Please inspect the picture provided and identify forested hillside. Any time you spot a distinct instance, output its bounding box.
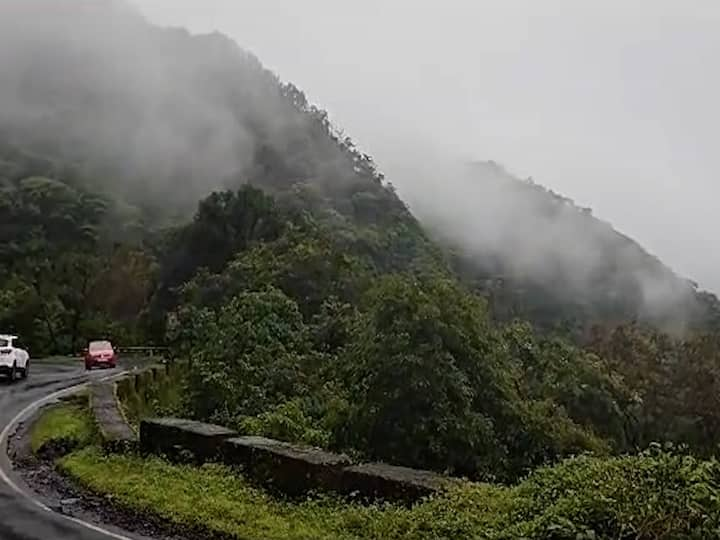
[3,0,718,340]
[407,160,720,337]
[3,1,720,535]
[0,0,439,350]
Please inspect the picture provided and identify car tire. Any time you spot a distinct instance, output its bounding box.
[10,363,17,383]
[20,361,29,379]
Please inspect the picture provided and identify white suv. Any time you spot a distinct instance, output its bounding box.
[0,334,30,381]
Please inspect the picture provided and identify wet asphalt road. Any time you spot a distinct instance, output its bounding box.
[0,358,147,540]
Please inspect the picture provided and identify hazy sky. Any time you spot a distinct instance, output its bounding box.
[133,0,719,293]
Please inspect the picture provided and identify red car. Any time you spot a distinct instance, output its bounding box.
[84,340,117,370]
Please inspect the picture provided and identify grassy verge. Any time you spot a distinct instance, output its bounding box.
[58,447,720,540]
[30,399,98,454]
[60,448,386,540]
[30,400,720,539]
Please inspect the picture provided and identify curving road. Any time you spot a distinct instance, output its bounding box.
[0,358,149,540]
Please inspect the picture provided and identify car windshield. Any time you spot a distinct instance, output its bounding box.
[0,338,9,348]
[89,341,112,352]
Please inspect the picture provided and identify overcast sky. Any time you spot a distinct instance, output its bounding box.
[133,0,719,293]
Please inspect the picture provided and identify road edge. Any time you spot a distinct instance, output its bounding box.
[0,371,138,540]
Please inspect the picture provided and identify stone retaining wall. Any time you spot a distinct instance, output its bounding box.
[139,418,236,463]
[339,462,456,502]
[140,418,458,503]
[115,362,184,428]
[90,382,136,452]
[90,363,171,451]
[222,436,353,496]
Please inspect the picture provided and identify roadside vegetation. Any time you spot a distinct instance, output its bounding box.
[30,400,97,454]
[31,410,720,540]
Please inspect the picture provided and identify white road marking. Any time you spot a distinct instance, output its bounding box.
[0,370,138,540]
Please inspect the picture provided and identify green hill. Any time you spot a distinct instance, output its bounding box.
[3,0,716,337]
[413,161,720,336]
[3,0,720,512]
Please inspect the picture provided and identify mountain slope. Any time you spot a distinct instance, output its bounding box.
[0,1,409,227]
[407,161,719,335]
[0,0,715,337]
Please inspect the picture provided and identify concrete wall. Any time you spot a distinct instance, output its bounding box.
[115,362,184,428]
[90,382,136,452]
[140,418,460,504]
[91,363,175,450]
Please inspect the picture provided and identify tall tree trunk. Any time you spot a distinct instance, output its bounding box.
[39,301,59,353]
[69,308,82,354]
[70,264,92,353]
[32,271,60,353]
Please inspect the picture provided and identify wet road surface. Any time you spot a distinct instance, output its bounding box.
[0,358,149,540]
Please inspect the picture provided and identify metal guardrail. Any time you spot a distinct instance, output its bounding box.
[115,346,169,357]
[71,346,169,358]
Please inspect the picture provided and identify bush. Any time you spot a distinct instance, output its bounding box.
[238,399,332,448]
[344,274,510,477]
[501,447,720,539]
[372,448,720,539]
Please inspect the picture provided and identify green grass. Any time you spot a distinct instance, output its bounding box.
[58,447,720,540]
[60,448,386,540]
[30,402,97,453]
[59,448,507,540]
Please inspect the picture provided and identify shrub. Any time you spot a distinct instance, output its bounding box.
[238,399,332,448]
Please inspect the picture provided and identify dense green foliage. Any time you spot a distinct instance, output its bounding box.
[588,325,720,454]
[156,195,611,480]
[148,185,720,487]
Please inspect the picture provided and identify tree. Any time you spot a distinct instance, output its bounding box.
[183,288,310,425]
[345,274,510,477]
[151,185,285,323]
[503,321,633,451]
